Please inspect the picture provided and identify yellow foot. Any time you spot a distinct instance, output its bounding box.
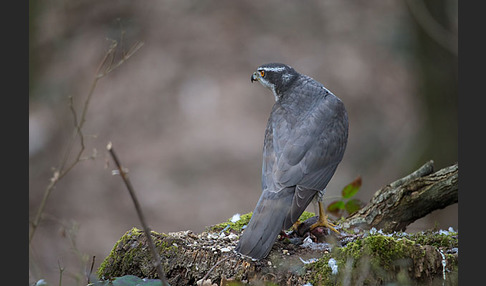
[291,220,302,231]
[309,215,340,234]
[310,201,340,234]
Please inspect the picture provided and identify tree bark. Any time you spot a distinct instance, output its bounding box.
[343,160,458,232]
[96,161,458,285]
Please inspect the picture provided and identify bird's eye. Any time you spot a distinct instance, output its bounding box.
[259,70,265,77]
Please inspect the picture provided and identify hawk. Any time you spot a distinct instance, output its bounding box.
[235,63,348,259]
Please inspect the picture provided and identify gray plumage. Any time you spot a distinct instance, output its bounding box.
[235,63,348,259]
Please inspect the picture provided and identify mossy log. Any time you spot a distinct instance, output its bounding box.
[96,161,458,285]
[343,160,458,232]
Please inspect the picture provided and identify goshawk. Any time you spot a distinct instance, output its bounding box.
[235,63,348,259]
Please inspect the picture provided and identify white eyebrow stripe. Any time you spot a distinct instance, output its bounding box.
[260,66,286,72]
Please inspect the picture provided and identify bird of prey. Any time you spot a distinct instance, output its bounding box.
[235,63,348,259]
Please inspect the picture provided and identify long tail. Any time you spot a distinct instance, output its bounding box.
[235,188,294,259]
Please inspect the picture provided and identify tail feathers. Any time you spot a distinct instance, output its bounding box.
[282,186,317,230]
[236,188,294,259]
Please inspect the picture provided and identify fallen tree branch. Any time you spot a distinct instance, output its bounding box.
[343,160,458,232]
[96,161,459,285]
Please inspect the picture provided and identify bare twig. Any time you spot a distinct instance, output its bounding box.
[58,260,64,286]
[106,142,170,286]
[200,257,230,283]
[29,40,144,244]
[87,256,96,284]
[98,40,144,77]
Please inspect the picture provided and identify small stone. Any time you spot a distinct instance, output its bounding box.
[196,278,215,286]
[208,233,219,239]
[230,213,241,223]
[227,233,238,240]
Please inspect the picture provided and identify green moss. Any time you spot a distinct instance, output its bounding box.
[99,219,458,285]
[306,230,459,285]
[307,234,428,285]
[306,253,336,286]
[97,227,183,280]
[407,230,458,249]
[209,211,317,233]
[359,235,416,268]
[97,227,143,278]
[208,212,253,232]
[445,253,457,272]
[154,237,179,256]
[297,211,316,222]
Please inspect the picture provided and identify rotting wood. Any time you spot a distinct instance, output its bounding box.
[343,160,458,232]
[97,161,459,285]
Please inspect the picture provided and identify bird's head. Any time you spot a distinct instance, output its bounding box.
[251,63,298,100]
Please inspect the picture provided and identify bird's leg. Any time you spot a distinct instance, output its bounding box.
[310,201,340,234]
[291,220,302,231]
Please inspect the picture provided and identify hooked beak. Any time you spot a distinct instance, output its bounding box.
[251,72,259,83]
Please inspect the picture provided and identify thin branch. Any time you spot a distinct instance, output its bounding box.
[29,40,144,244]
[58,259,64,286]
[200,257,230,283]
[106,142,170,286]
[87,256,96,284]
[102,41,144,76]
[30,174,59,244]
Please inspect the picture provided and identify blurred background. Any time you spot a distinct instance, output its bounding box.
[29,0,457,285]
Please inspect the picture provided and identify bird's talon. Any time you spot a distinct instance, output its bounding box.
[291,220,302,231]
[310,201,340,234]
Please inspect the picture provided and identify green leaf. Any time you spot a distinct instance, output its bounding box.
[327,200,345,212]
[345,199,362,215]
[138,280,164,286]
[341,176,362,199]
[114,275,144,286]
[327,200,345,218]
